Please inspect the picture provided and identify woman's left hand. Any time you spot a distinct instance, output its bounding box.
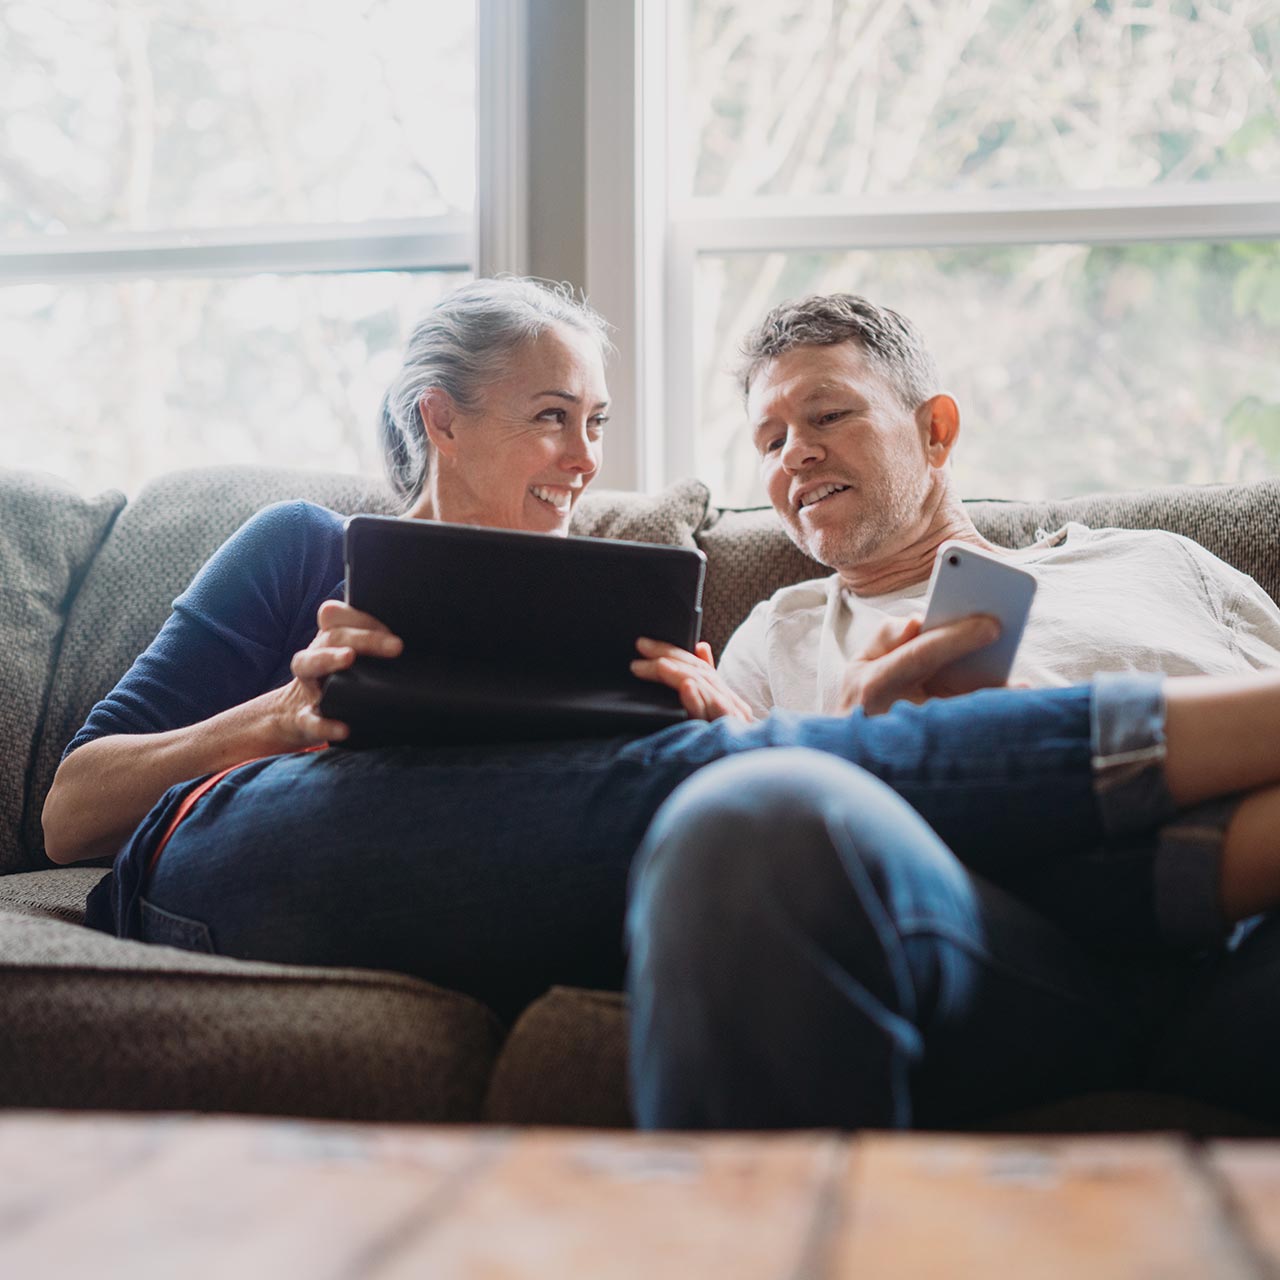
[631,638,756,722]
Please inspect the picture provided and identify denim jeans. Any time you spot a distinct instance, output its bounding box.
[626,676,1262,1130]
[134,677,1236,1097]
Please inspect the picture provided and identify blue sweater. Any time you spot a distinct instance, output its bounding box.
[74,501,348,936]
[69,501,347,754]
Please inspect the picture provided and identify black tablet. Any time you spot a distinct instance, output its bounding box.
[318,515,707,746]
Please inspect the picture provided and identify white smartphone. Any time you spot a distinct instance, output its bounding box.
[920,541,1037,691]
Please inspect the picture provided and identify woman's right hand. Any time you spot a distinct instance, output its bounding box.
[276,600,403,746]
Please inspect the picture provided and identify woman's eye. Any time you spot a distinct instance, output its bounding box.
[537,408,567,424]
[589,415,609,435]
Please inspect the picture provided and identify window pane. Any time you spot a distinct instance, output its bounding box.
[684,0,1280,198]
[0,0,474,236]
[694,242,1280,505]
[0,270,468,495]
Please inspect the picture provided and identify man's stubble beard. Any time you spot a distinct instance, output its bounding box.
[788,470,930,574]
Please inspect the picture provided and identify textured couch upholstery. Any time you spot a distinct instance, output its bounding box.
[4,464,1280,1130]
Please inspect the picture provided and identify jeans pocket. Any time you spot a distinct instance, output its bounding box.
[139,898,216,954]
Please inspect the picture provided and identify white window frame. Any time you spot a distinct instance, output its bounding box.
[0,0,527,287]
[588,0,1280,494]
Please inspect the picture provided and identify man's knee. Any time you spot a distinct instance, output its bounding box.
[627,749,924,982]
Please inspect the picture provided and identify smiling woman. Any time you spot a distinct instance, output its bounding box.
[42,277,616,871]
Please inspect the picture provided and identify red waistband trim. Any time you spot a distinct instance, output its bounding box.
[146,744,328,876]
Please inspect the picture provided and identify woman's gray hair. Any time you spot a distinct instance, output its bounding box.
[380,276,612,504]
[736,293,939,410]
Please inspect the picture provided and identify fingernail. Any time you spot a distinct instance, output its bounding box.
[630,660,642,672]
[636,637,654,652]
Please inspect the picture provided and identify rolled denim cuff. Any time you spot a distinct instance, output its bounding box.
[1090,671,1177,838]
[1091,671,1230,949]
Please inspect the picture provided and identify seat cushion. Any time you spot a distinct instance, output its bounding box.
[0,866,109,924]
[0,906,503,1122]
[484,986,632,1127]
[0,470,125,874]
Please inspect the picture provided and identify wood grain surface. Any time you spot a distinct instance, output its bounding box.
[0,1115,1276,1279]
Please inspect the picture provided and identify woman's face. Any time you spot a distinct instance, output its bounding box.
[428,324,609,535]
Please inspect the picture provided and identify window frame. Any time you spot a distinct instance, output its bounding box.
[587,0,1280,494]
[0,0,528,287]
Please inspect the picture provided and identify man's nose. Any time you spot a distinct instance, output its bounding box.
[781,429,823,471]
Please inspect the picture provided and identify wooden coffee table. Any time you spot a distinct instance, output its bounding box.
[1,1112,1276,1277]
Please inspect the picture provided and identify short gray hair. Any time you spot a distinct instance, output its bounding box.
[380,276,612,503]
[737,294,939,410]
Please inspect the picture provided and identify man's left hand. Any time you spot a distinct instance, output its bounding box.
[837,613,1004,715]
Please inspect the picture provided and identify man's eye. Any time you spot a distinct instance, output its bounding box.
[818,411,847,425]
[763,436,784,453]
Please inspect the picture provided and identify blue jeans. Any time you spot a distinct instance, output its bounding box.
[626,678,1262,1130]
[133,678,1233,1096]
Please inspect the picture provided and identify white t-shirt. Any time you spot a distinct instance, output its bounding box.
[719,524,1280,718]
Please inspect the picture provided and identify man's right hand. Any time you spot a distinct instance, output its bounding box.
[836,613,1003,716]
[278,600,404,745]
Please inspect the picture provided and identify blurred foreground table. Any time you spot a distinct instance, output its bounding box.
[1,1112,1277,1278]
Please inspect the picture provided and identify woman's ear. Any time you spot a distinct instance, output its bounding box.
[419,389,459,458]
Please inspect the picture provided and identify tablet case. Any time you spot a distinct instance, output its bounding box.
[318,516,706,746]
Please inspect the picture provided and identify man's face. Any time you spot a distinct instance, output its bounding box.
[749,342,935,573]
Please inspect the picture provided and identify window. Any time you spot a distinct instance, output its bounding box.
[0,0,496,495]
[637,0,1280,504]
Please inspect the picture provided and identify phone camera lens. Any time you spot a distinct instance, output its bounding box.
[948,554,959,566]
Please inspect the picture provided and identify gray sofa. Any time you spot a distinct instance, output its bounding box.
[4,463,1280,1132]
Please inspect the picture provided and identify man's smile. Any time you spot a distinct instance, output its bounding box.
[795,481,852,512]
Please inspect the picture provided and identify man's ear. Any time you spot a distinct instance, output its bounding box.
[419,389,460,459]
[917,394,960,468]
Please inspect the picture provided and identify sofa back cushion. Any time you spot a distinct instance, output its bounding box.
[695,479,1280,661]
[22,468,709,865]
[0,470,125,874]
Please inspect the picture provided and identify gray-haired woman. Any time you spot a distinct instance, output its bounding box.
[44,277,619,867]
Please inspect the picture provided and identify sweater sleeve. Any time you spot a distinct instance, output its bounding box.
[65,501,346,754]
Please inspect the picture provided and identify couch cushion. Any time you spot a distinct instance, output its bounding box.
[484,986,632,1127]
[965,478,1280,607]
[0,866,109,924]
[0,470,125,875]
[23,469,711,864]
[696,479,1280,660]
[571,477,709,549]
[0,907,502,1121]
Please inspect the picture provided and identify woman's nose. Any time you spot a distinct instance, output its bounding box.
[561,425,599,475]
